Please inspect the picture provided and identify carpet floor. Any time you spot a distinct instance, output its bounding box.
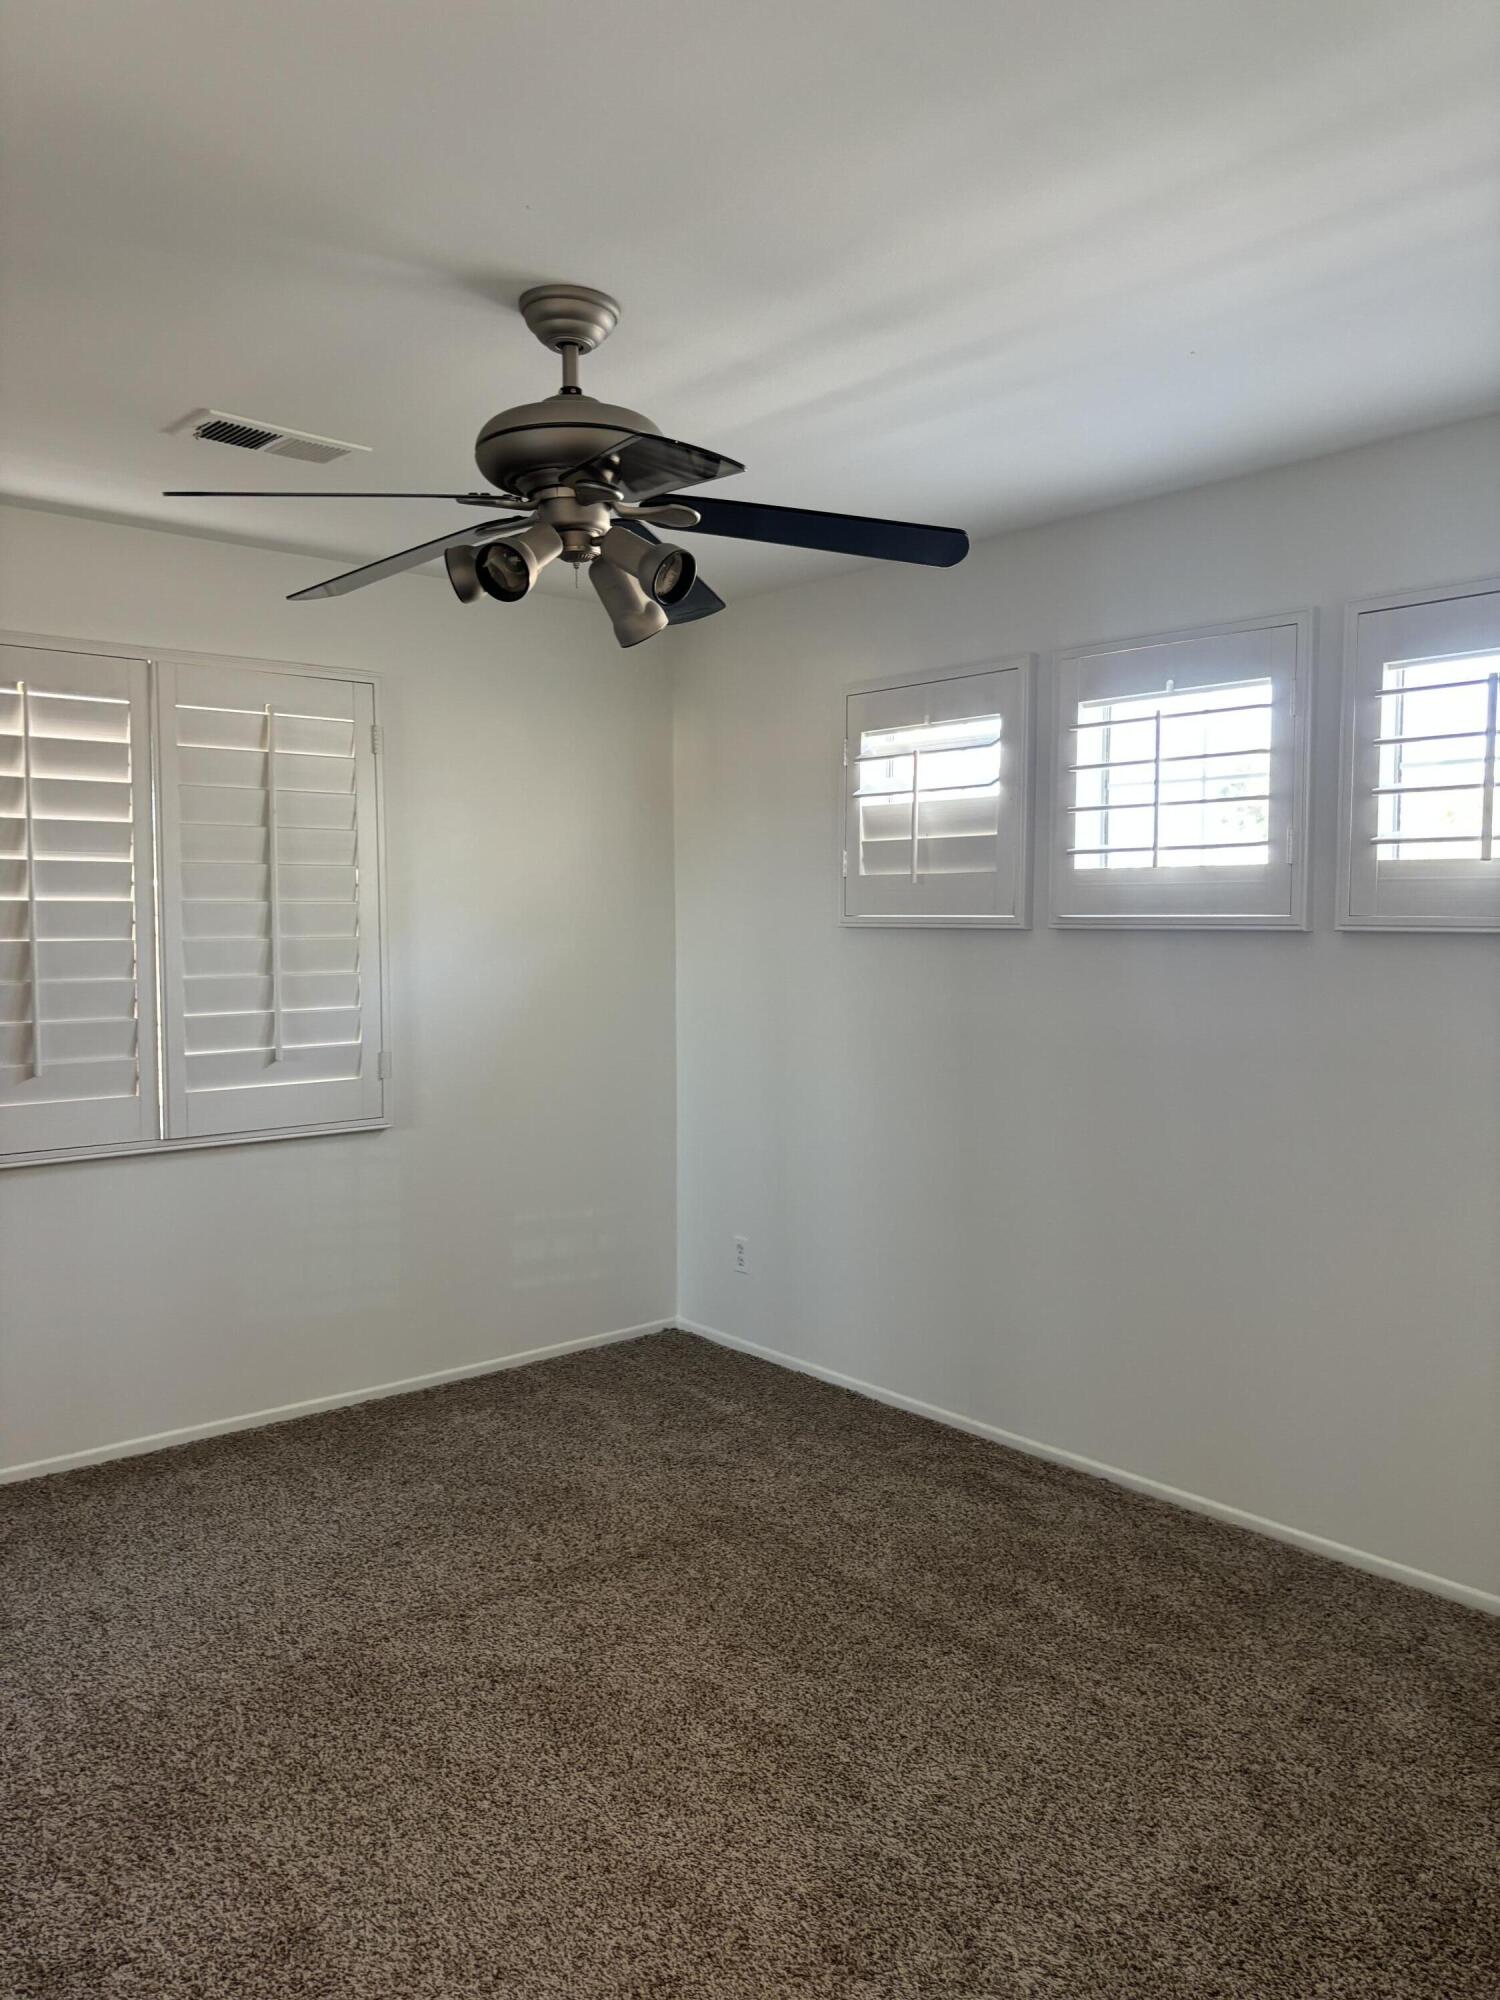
[2,1331,1496,1999]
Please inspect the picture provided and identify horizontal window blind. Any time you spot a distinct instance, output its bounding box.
[156,659,385,1138]
[1050,619,1308,928]
[843,662,1032,927]
[1340,583,1500,929]
[0,645,159,1156]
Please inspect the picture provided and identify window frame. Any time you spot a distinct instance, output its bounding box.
[1046,611,1313,931]
[0,630,392,1171]
[1336,577,1500,933]
[839,655,1034,930]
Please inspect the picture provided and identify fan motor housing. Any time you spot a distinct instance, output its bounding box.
[474,392,661,498]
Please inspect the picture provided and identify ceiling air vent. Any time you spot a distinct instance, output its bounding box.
[169,408,371,464]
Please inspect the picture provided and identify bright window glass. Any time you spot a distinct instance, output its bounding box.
[1375,653,1498,861]
[1072,680,1273,870]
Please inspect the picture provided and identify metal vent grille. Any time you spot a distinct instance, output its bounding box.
[194,417,281,451]
[169,409,371,463]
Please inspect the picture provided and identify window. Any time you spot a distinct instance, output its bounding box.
[1,638,387,1166]
[842,659,1032,926]
[1338,580,1500,930]
[1049,616,1310,927]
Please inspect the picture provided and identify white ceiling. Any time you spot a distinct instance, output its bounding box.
[2,0,1497,603]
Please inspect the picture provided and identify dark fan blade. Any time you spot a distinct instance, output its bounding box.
[673,495,968,568]
[614,522,727,625]
[166,489,521,507]
[286,517,529,601]
[561,433,744,504]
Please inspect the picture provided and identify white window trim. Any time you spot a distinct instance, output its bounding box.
[1336,576,1500,933]
[839,655,1034,929]
[0,630,392,1170]
[1046,611,1313,931]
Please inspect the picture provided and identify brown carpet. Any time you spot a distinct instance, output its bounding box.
[2,1331,1496,1999]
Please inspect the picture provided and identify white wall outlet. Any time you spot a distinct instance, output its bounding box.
[733,1235,749,1276]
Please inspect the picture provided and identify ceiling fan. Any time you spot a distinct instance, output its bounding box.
[165,283,970,648]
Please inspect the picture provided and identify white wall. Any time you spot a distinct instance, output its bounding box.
[1,505,677,1472]
[671,417,1500,1603]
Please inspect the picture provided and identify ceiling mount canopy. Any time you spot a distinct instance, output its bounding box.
[516,281,621,356]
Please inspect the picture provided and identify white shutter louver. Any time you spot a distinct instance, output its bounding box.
[156,659,385,1138]
[842,660,1032,927]
[0,644,159,1158]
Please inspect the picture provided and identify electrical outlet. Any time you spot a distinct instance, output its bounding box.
[733,1235,749,1276]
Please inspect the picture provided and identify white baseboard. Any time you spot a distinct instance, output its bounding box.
[0,1319,671,1485]
[677,1318,1499,1617]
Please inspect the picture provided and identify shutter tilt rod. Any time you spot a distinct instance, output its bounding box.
[18,682,44,1076]
[265,705,285,1064]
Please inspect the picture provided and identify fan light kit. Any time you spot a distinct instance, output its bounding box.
[166,282,970,648]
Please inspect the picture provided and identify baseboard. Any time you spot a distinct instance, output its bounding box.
[676,1319,1499,1617]
[0,1319,672,1485]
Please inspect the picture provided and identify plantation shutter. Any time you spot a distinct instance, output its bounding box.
[0,644,159,1159]
[155,658,385,1139]
[1340,584,1500,930]
[843,662,1031,926]
[1049,619,1310,928]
